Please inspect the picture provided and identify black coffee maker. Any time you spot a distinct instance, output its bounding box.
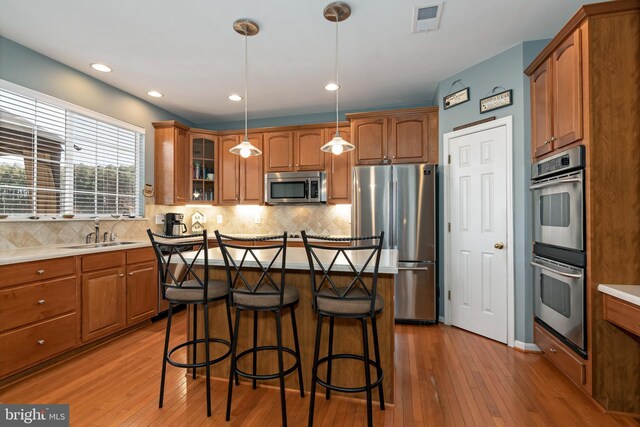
[164,213,187,236]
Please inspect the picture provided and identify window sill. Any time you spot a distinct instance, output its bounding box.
[0,217,150,223]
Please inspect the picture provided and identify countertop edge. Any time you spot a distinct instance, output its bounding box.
[597,284,640,307]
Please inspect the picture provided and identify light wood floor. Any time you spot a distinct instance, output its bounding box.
[0,311,638,427]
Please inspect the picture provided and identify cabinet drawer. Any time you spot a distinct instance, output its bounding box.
[127,247,155,265]
[0,277,77,332]
[534,323,585,385]
[0,257,76,289]
[603,294,640,337]
[0,313,77,377]
[82,250,125,272]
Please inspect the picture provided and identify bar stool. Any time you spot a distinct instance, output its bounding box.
[301,231,385,427]
[215,231,304,427]
[147,229,233,417]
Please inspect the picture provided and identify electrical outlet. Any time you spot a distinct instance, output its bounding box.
[216,215,223,224]
[155,214,164,225]
[254,215,261,224]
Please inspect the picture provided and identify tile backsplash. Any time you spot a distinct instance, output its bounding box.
[0,200,351,249]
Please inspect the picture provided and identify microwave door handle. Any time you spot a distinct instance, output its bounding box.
[305,180,309,199]
[530,261,583,279]
[529,177,582,190]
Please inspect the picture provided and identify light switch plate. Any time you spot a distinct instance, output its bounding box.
[254,215,261,224]
[217,215,223,224]
[155,214,164,225]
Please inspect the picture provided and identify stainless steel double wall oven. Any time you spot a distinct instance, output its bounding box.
[530,145,586,358]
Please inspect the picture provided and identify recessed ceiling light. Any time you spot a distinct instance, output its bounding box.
[91,63,112,73]
[228,94,242,101]
[147,90,163,98]
[325,83,339,91]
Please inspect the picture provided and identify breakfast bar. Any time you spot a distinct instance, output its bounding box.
[178,246,398,404]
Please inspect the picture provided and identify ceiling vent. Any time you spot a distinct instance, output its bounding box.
[413,2,443,33]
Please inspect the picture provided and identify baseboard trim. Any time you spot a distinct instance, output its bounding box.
[514,340,541,353]
[438,316,445,324]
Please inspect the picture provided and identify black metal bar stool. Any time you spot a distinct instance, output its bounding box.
[301,231,385,427]
[147,229,234,417]
[215,231,304,427]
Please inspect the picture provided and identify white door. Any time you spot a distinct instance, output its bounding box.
[447,123,509,343]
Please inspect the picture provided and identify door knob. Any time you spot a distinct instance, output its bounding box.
[494,242,505,249]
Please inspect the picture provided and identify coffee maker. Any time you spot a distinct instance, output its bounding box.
[163,213,187,236]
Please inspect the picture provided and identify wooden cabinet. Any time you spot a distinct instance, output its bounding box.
[264,129,327,172]
[325,127,352,204]
[348,108,438,165]
[81,248,157,342]
[153,121,189,205]
[81,251,126,343]
[534,323,586,386]
[219,134,264,205]
[527,29,583,159]
[602,294,640,337]
[0,257,79,378]
[189,132,217,204]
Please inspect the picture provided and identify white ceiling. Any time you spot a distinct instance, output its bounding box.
[0,0,597,125]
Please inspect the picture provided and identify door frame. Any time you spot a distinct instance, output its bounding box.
[443,116,515,347]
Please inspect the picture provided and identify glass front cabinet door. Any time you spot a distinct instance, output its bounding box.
[189,132,216,203]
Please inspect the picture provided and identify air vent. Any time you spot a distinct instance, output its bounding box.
[413,2,443,33]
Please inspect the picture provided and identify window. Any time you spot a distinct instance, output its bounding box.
[0,81,144,216]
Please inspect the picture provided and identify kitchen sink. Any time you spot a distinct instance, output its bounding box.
[64,241,139,249]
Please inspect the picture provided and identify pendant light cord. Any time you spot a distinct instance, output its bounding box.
[334,14,340,137]
[244,28,249,142]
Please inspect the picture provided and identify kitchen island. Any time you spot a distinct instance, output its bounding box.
[178,246,398,404]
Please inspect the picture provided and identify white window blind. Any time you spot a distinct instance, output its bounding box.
[0,83,144,216]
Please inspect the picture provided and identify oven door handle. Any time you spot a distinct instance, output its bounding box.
[530,261,583,279]
[529,177,582,190]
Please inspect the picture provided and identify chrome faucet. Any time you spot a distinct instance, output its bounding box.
[108,219,124,241]
[93,217,100,243]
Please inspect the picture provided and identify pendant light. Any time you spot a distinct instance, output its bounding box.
[230,19,262,158]
[321,2,354,156]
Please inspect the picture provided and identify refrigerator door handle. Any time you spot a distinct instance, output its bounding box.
[397,261,435,270]
[392,175,398,249]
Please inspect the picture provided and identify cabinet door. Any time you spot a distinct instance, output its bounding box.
[264,131,294,172]
[126,261,157,325]
[352,117,388,165]
[295,129,326,171]
[326,127,352,204]
[173,127,189,204]
[219,135,241,205]
[189,132,217,204]
[81,267,126,342]
[240,134,264,204]
[390,114,429,163]
[531,59,554,158]
[552,29,583,149]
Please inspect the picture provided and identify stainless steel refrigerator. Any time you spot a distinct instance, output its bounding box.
[352,164,437,323]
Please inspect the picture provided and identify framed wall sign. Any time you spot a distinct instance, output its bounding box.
[443,87,470,110]
[480,89,513,113]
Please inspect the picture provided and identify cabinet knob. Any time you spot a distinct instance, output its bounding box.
[549,347,557,354]
[128,272,134,276]
[37,269,45,275]
[119,273,125,277]
[37,339,45,345]
[37,299,45,305]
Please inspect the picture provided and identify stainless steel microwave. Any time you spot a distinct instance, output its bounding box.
[265,171,326,204]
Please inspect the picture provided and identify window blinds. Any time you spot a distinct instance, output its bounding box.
[0,85,144,216]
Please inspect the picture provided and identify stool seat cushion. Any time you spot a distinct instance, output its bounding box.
[316,287,384,315]
[233,286,300,308]
[165,279,228,302]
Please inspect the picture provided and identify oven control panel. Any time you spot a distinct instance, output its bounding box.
[531,145,585,180]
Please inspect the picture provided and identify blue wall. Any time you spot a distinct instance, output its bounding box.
[435,40,548,343]
[0,36,194,184]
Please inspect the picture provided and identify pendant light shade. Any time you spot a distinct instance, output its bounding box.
[231,19,262,158]
[323,1,353,156]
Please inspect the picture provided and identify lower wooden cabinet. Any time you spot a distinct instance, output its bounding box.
[534,322,586,386]
[81,266,127,343]
[126,261,158,325]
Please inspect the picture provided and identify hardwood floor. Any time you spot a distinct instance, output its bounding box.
[0,311,637,426]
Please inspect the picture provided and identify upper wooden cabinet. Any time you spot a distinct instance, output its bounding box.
[326,127,352,204]
[153,121,189,205]
[188,132,217,204]
[264,129,326,172]
[526,29,583,159]
[348,107,439,165]
[219,134,264,205]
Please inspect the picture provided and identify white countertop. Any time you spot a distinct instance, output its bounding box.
[0,240,151,265]
[598,284,640,307]
[179,246,398,274]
